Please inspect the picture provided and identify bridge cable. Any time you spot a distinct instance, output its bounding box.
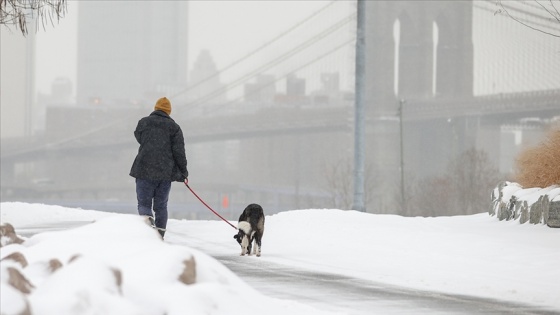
[184,12,356,109]
[171,0,340,100]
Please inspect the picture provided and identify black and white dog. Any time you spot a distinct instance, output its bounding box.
[233,203,265,257]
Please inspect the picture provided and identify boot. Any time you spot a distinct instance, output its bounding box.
[143,215,155,228]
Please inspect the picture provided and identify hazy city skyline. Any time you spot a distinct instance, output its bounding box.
[34,1,328,99]
[32,1,560,104]
[2,1,558,216]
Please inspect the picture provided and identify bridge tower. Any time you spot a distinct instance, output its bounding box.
[364,1,474,213]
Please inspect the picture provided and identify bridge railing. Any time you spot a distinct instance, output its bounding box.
[403,89,560,121]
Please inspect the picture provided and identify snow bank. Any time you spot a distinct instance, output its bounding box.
[0,203,337,315]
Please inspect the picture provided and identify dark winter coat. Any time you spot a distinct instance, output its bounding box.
[130,110,188,182]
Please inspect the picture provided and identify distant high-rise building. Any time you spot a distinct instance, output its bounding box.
[189,49,226,104]
[273,74,307,105]
[321,73,340,93]
[51,77,73,101]
[244,74,276,103]
[77,2,189,106]
[286,74,306,97]
[0,28,36,139]
[311,72,342,105]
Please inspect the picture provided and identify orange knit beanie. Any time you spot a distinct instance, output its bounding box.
[154,97,171,115]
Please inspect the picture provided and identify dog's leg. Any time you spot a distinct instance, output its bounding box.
[253,242,259,257]
[254,232,262,257]
[241,235,249,256]
[247,231,256,256]
[256,215,264,257]
[250,236,255,255]
[247,237,253,256]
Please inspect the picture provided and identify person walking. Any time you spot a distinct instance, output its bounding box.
[130,97,188,239]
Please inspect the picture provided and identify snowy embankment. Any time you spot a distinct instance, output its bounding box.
[1,202,560,314]
[0,203,335,315]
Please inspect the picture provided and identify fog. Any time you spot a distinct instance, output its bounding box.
[1,1,559,219]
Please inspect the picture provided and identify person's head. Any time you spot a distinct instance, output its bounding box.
[154,97,171,115]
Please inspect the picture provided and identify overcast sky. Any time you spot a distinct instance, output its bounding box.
[33,1,560,98]
[34,1,327,96]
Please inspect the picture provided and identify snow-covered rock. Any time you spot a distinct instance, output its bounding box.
[490,182,560,227]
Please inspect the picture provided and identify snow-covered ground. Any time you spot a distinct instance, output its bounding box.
[1,202,559,314]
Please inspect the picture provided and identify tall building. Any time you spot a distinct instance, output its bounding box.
[77,2,189,106]
[244,74,276,104]
[189,49,226,105]
[0,28,36,139]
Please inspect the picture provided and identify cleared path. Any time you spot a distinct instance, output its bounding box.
[211,254,558,315]
[17,223,560,315]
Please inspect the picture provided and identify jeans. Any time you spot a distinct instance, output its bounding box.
[135,178,172,232]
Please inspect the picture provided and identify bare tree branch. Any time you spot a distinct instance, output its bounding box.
[496,0,560,37]
[1,0,67,36]
[548,0,560,22]
[409,148,501,216]
[534,0,560,23]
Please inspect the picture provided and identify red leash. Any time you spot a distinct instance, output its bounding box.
[185,181,237,230]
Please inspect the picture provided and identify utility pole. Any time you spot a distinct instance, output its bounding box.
[399,99,406,213]
[352,0,366,212]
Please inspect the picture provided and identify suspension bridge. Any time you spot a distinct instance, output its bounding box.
[2,0,559,214]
